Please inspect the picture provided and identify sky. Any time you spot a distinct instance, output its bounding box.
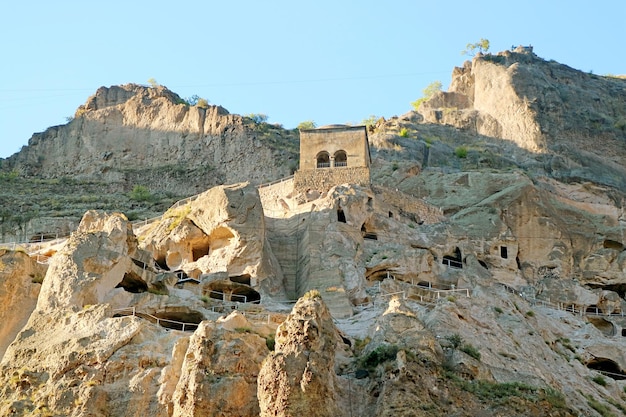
[1,0,625,159]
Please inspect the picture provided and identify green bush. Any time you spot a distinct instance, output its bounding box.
[454,146,468,158]
[586,396,612,417]
[196,98,209,108]
[360,344,399,369]
[266,334,276,351]
[411,81,442,111]
[399,127,409,137]
[445,334,463,350]
[362,115,378,127]
[129,185,152,202]
[247,113,269,124]
[461,343,481,360]
[592,375,607,386]
[297,120,317,130]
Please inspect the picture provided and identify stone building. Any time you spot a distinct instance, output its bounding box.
[293,125,371,194]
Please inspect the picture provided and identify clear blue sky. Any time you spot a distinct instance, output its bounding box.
[1,0,624,159]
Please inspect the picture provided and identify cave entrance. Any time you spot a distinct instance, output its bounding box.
[337,208,346,223]
[192,244,210,261]
[154,310,205,331]
[586,305,603,315]
[204,280,261,304]
[587,358,626,380]
[115,271,148,293]
[365,269,392,282]
[229,274,251,285]
[361,224,378,240]
[442,247,463,269]
[603,239,624,250]
[154,256,169,271]
[587,317,615,337]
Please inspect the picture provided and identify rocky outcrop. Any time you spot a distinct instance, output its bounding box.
[258,291,343,416]
[139,182,286,299]
[417,48,626,191]
[4,84,297,193]
[0,250,45,359]
[170,317,268,417]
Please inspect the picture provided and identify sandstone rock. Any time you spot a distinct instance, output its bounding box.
[139,182,286,301]
[258,292,342,416]
[0,250,45,359]
[5,83,297,193]
[171,321,268,417]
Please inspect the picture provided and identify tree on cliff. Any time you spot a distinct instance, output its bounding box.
[410,80,442,111]
[462,38,490,56]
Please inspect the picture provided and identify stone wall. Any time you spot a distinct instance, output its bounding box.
[372,185,444,225]
[258,178,295,216]
[299,126,370,170]
[294,167,370,194]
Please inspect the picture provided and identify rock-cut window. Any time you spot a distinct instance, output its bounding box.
[334,150,347,167]
[316,151,330,168]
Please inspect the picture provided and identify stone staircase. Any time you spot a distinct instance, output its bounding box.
[265,216,301,300]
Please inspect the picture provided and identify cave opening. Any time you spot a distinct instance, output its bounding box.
[500,246,508,259]
[442,247,463,269]
[587,283,626,299]
[337,208,346,223]
[587,358,626,380]
[230,274,251,285]
[154,310,205,331]
[361,224,378,240]
[154,256,169,271]
[232,287,261,303]
[115,271,148,293]
[586,305,603,314]
[204,280,261,304]
[192,244,210,261]
[603,239,624,250]
[587,316,615,337]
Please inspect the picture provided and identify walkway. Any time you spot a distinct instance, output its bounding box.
[112,304,287,332]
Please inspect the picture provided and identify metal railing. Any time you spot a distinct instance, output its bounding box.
[498,283,626,318]
[113,307,199,332]
[257,175,294,189]
[442,258,463,269]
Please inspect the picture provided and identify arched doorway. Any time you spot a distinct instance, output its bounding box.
[334,150,347,167]
[316,151,330,168]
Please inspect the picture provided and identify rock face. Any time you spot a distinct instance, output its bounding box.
[258,291,342,417]
[4,84,297,194]
[418,48,626,191]
[0,250,45,359]
[139,182,286,300]
[170,318,268,417]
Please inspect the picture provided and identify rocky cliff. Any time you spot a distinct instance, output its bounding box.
[1,50,626,416]
[4,84,298,193]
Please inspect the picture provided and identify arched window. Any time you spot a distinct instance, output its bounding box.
[316,151,330,168]
[334,150,347,167]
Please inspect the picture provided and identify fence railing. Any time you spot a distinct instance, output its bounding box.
[113,307,200,332]
[442,258,463,269]
[498,283,626,318]
[257,175,294,189]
